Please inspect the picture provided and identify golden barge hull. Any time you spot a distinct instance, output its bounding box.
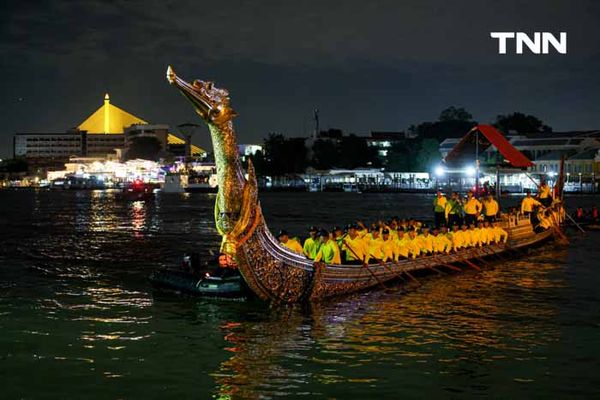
[234,202,554,304]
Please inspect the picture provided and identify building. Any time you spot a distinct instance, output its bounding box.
[13,94,205,165]
[366,131,409,158]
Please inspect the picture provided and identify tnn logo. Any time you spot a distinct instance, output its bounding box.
[490,32,567,54]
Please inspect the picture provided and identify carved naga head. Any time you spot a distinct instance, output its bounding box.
[166,65,237,125]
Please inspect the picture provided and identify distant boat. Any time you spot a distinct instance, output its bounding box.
[121,179,155,201]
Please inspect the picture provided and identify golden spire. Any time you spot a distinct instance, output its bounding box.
[104,93,110,133]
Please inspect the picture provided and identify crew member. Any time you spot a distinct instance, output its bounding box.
[380,229,395,262]
[538,180,553,207]
[342,224,370,264]
[463,191,482,226]
[393,229,411,260]
[406,228,421,259]
[445,192,463,227]
[450,224,464,251]
[303,226,322,260]
[367,229,384,261]
[482,194,499,222]
[314,229,342,264]
[521,191,542,218]
[492,221,508,243]
[278,230,304,255]
[433,190,448,228]
[418,225,435,256]
[461,224,473,248]
[432,227,451,254]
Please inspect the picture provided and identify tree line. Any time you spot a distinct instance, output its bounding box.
[244,108,552,176]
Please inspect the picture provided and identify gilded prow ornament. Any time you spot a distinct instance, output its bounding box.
[166,66,562,304]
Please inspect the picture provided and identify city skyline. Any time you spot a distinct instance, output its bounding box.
[2,0,600,157]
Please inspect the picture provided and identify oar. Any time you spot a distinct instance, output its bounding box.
[431,253,462,272]
[342,239,389,292]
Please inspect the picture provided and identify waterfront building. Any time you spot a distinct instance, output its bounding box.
[13,94,205,165]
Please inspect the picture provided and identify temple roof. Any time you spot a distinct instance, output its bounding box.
[445,124,534,169]
[78,94,147,134]
[167,134,205,155]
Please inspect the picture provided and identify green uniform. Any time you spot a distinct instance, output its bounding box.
[314,240,342,264]
[303,237,322,259]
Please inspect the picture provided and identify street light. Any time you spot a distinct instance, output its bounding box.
[434,165,445,177]
[465,166,476,177]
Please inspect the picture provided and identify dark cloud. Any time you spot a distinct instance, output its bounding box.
[1,0,600,156]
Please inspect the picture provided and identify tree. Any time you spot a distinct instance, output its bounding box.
[0,158,28,173]
[439,106,473,122]
[494,112,552,134]
[311,139,339,170]
[415,138,442,171]
[409,107,477,140]
[262,133,308,174]
[385,141,414,171]
[337,135,380,169]
[126,137,162,161]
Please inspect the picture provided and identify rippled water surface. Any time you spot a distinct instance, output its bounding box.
[1,190,599,399]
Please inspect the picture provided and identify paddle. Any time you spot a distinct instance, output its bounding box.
[342,239,390,292]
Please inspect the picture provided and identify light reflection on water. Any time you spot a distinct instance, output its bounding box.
[0,190,598,398]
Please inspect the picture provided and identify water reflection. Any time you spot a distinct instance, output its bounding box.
[211,250,567,397]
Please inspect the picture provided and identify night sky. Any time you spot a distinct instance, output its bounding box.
[1,0,599,157]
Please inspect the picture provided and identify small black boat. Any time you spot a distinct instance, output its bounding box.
[149,269,246,298]
[149,253,247,299]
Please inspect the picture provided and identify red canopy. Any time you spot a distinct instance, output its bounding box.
[444,124,533,168]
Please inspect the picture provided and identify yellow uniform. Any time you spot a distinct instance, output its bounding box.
[433,234,451,254]
[539,184,552,200]
[405,236,421,259]
[314,240,342,264]
[433,195,447,212]
[342,235,370,264]
[492,226,508,243]
[394,236,411,260]
[418,233,435,254]
[380,238,395,262]
[461,229,473,247]
[464,197,483,215]
[470,228,482,247]
[282,238,303,254]
[483,199,499,217]
[477,228,490,245]
[367,237,385,261]
[521,197,542,213]
[303,237,322,259]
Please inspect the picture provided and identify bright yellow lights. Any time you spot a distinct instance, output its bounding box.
[79,94,147,134]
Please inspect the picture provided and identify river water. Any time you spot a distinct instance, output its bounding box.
[0,190,599,399]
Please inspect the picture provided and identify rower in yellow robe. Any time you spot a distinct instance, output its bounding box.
[393,229,411,260]
[448,224,462,251]
[314,229,342,264]
[380,229,396,262]
[303,226,322,259]
[418,225,435,255]
[277,230,304,255]
[366,229,385,261]
[460,224,473,248]
[432,227,451,254]
[405,229,421,259]
[475,221,490,246]
[491,221,508,243]
[341,224,370,264]
[469,223,482,247]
